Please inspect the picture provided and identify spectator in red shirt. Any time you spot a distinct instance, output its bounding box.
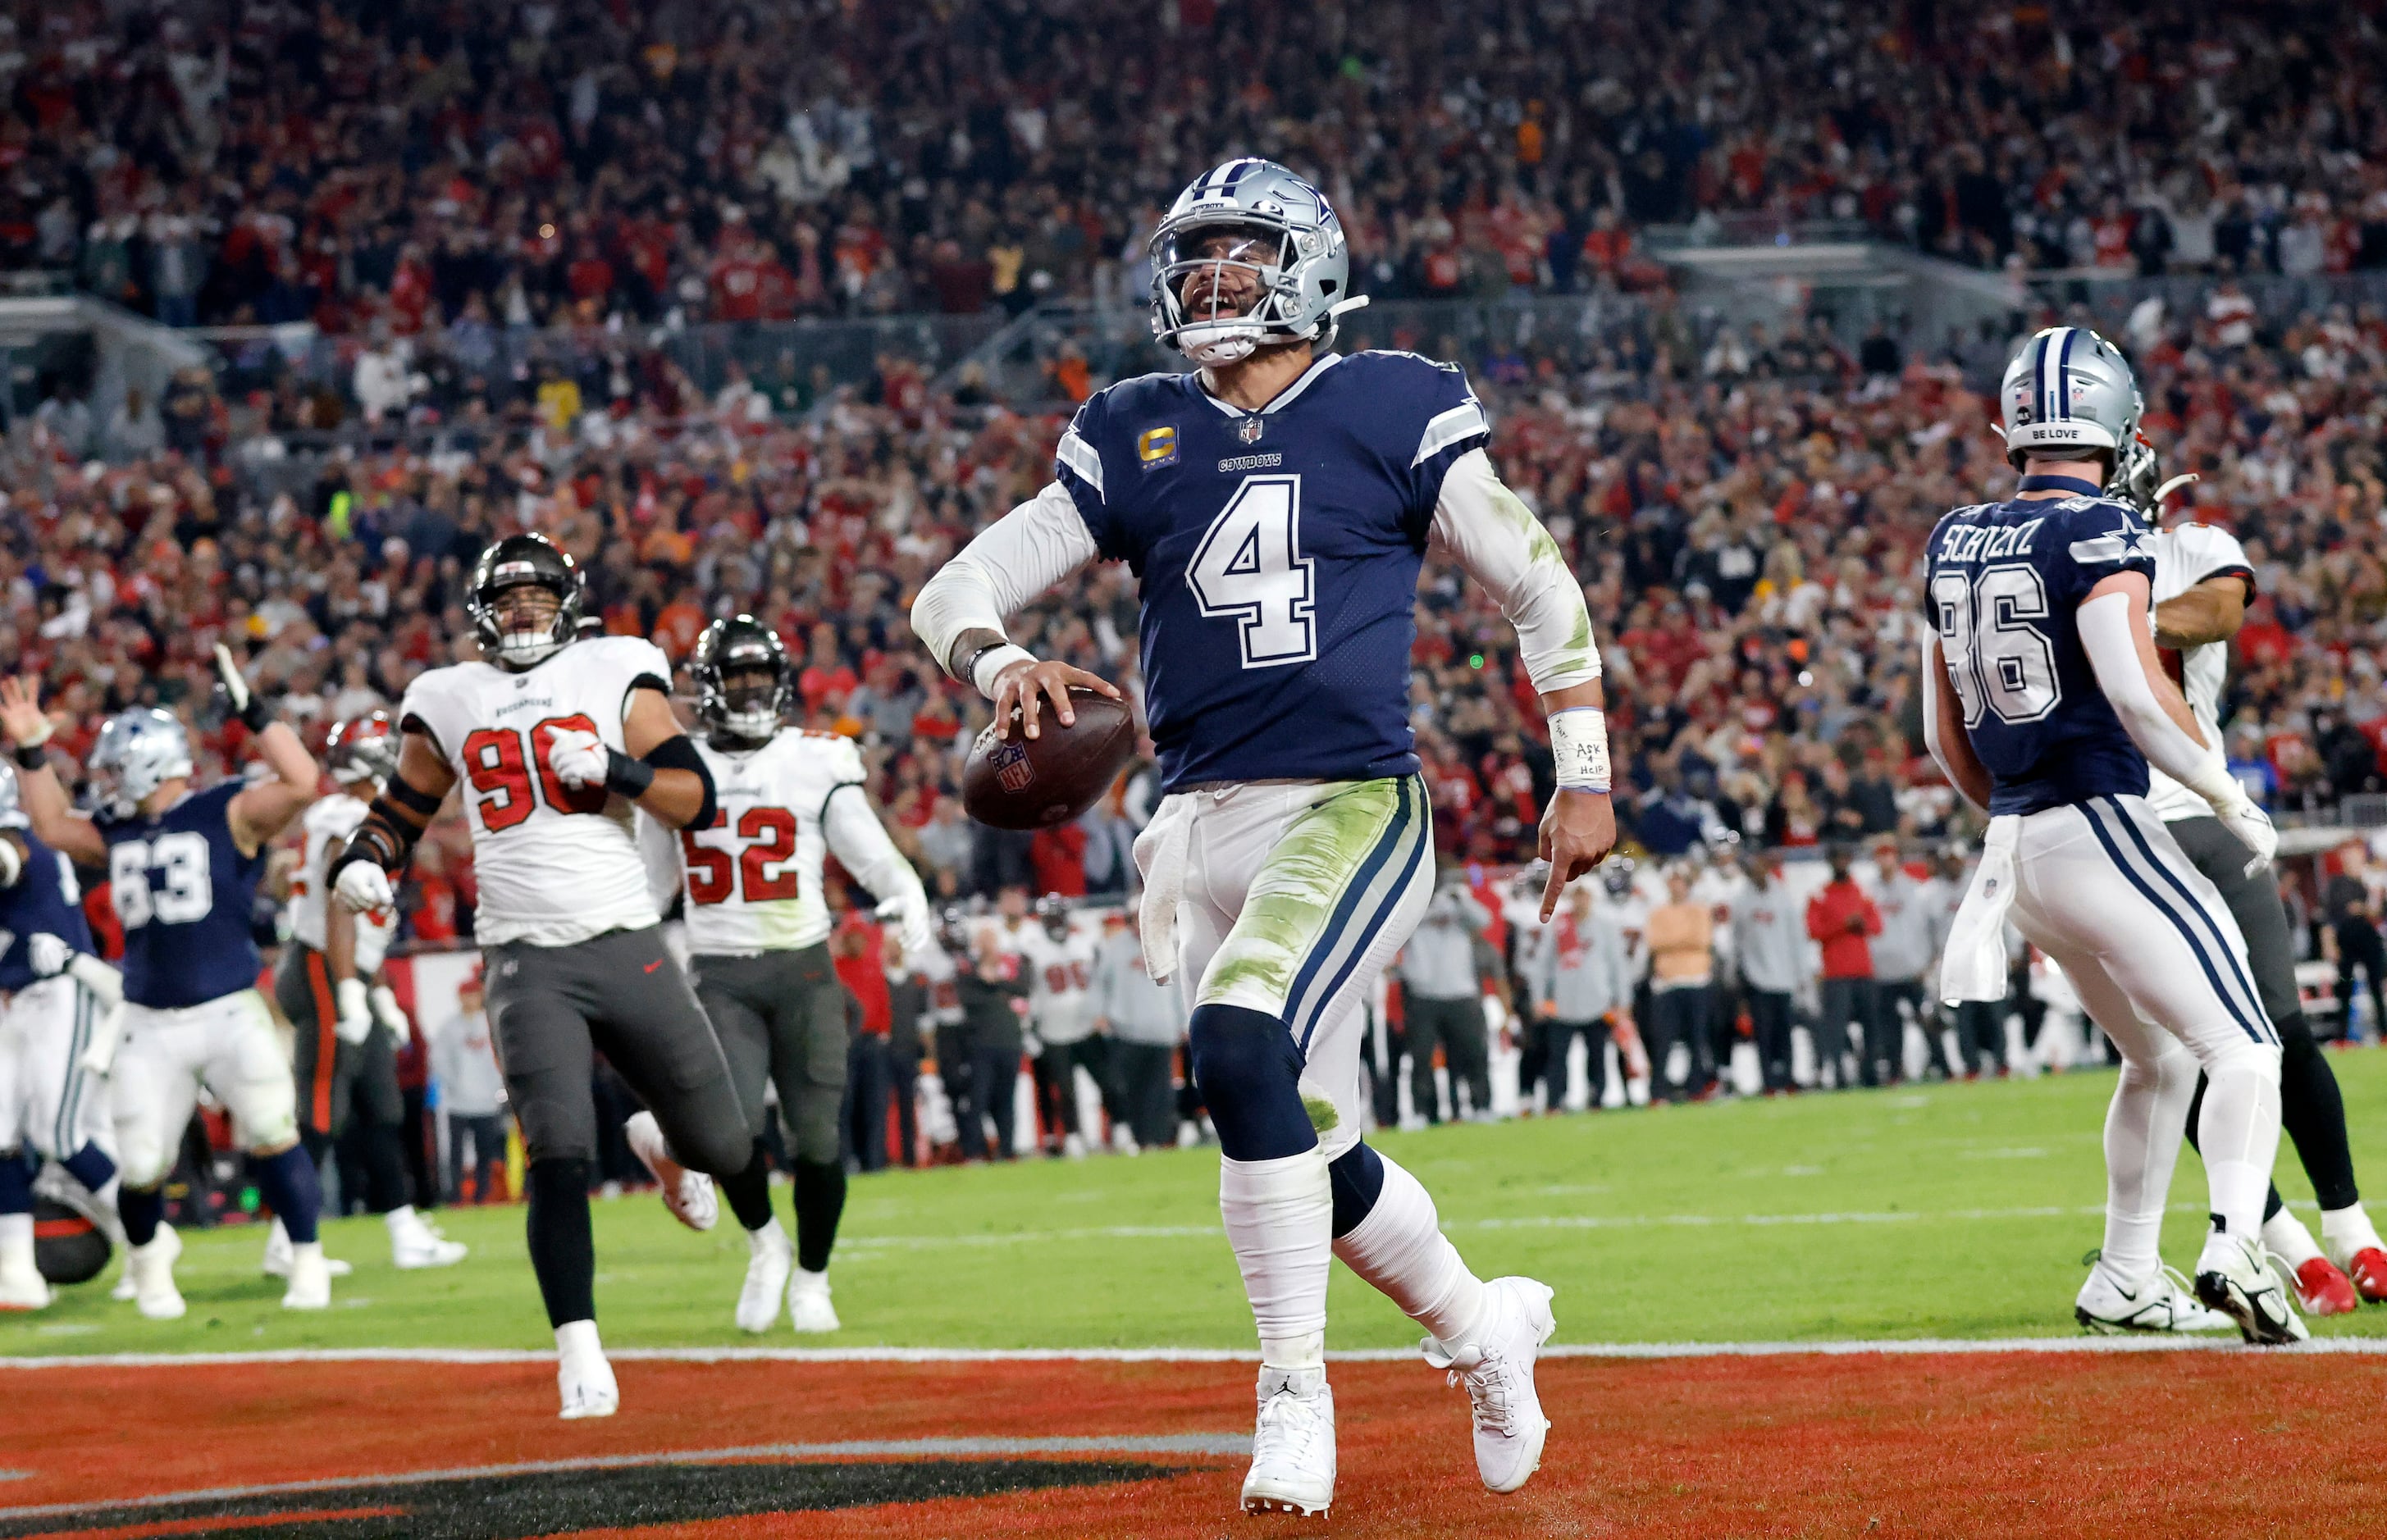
[1029,822,1087,898]
[1806,846,1883,1088]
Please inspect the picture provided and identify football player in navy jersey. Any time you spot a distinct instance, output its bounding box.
[1,654,323,1319]
[0,764,125,1309]
[915,158,1613,1516]
[1926,326,2295,1345]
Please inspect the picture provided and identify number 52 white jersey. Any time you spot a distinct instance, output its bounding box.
[649,728,882,957]
[400,635,673,948]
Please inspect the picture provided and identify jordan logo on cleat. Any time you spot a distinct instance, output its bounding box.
[2210,1214,2227,1232]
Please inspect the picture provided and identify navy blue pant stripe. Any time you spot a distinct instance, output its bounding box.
[1282,780,1415,1046]
[2079,802,2265,1044]
[1298,804,1431,1057]
[2100,799,2274,1042]
[57,986,89,1153]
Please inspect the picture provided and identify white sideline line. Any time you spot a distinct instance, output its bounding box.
[0,1436,1251,1524]
[6,1337,2387,1370]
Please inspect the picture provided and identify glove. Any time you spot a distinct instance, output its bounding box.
[213,642,273,733]
[876,893,935,961]
[26,932,68,979]
[2211,789,2278,876]
[369,984,412,1046]
[546,727,609,789]
[334,978,374,1046]
[335,858,396,917]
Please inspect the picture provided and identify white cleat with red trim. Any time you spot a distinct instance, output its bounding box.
[624,1110,716,1232]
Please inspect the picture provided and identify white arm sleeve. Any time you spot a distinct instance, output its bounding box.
[909,481,1102,675]
[2079,590,2239,807]
[1431,449,1601,695]
[822,783,929,911]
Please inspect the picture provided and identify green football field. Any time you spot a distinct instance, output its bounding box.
[15,1051,2387,1357]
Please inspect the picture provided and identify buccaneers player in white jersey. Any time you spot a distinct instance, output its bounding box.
[330,534,775,1419]
[653,617,931,1333]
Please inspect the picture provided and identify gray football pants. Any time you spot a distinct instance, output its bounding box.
[690,942,851,1165]
[481,926,751,1177]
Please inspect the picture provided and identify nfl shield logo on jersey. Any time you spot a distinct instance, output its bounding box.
[991,740,1035,792]
[1238,416,1264,444]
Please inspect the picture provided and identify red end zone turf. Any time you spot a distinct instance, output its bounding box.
[9,1354,2387,1538]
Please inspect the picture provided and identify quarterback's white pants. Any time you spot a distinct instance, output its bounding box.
[112,989,296,1188]
[1997,795,2282,1246]
[1152,776,1434,1160]
[0,976,112,1160]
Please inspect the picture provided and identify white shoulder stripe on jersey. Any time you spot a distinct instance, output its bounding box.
[1056,427,1104,501]
[1412,399,1489,468]
[2068,535,2129,564]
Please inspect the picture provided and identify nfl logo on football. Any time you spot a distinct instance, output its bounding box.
[991,740,1035,791]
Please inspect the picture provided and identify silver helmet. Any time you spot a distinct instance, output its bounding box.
[1148,158,1362,367]
[89,708,194,811]
[1998,326,2143,474]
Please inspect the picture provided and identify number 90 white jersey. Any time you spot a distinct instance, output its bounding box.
[399,635,673,947]
[658,729,868,956]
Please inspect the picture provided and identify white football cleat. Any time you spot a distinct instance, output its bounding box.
[1422,1277,1556,1493]
[128,1226,185,1320]
[624,1111,716,1232]
[737,1223,795,1333]
[2194,1228,2308,1346]
[1240,1365,1335,1515]
[387,1207,468,1269]
[1062,1132,1088,1160]
[787,1266,840,1333]
[281,1242,332,1310]
[0,1253,51,1310]
[262,1217,352,1278]
[555,1321,619,1419]
[2074,1260,2234,1334]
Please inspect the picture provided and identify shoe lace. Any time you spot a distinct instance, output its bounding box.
[1444,1351,1521,1437]
[1253,1385,1328,1464]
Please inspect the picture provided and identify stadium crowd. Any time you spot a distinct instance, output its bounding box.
[8,0,2387,343]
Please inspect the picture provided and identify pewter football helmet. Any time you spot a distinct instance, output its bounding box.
[89,708,194,809]
[1999,326,2143,474]
[1148,158,1361,366]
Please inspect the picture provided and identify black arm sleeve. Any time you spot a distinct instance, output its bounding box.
[641,732,716,832]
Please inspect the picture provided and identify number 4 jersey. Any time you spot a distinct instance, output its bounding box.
[649,728,919,957]
[1055,351,1490,789]
[401,635,675,947]
[1924,490,2159,814]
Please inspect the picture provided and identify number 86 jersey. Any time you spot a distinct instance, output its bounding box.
[1924,490,2158,815]
[399,635,673,947]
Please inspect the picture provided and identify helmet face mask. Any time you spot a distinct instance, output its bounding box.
[692,615,790,743]
[90,708,193,814]
[467,535,583,671]
[326,712,400,791]
[1149,159,1353,367]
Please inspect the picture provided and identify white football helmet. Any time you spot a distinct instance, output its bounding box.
[1999,326,2143,475]
[89,708,194,812]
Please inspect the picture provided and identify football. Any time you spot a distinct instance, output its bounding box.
[961,688,1138,830]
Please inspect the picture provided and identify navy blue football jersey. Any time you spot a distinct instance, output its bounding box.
[94,781,266,1009]
[1924,490,2159,815]
[0,831,96,992]
[1055,351,1488,789]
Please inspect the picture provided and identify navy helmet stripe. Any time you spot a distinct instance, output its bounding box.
[2053,328,2079,421]
[2031,331,2051,423]
[2101,799,2275,1041]
[2080,802,2266,1044]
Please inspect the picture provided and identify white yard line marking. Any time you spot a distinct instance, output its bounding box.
[4,1336,2385,1371]
[0,1436,1250,1524]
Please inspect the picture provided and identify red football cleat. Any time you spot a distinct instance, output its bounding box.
[2293,1256,2360,1317]
[2347,1247,2387,1305]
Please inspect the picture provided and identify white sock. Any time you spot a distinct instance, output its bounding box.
[2100,1041,2198,1280]
[2195,1047,2283,1242]
[1220,1147,1331,1365]
[0,1212,31,1270]
[747,1217,789,1251]
[292,1240,323,1267]
[2321,1202,2386,1264]
[385,1205,419,1231]
[791,1264,828,1292]
[1330,1151,1488,1344]
[2261,1207,2324,1269]
[555,1318,605,1365]
[267,1215,290,1251]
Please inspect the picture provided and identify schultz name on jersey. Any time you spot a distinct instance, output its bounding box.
[95,781,263,1009]
[1924,490,2160,815]
[400,634,673,947]
[664,728,865,955]
[1055,351,1489,790]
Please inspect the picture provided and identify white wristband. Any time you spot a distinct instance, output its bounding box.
[1549,707,1611,792]
[970,644,1035,699]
